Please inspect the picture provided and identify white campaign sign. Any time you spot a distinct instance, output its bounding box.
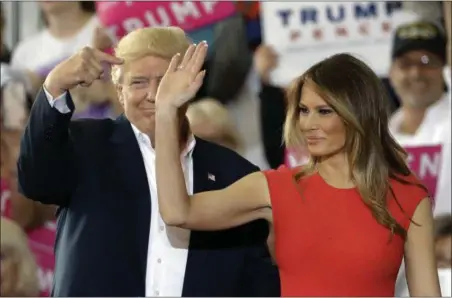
[261,2,417,86]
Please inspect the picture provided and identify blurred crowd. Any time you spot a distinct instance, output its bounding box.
[0,1,451,296]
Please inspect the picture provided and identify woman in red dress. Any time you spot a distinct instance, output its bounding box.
[153,43,441,296]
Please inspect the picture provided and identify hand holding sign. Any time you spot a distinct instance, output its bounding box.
[44,47,123,98]
[156,42,207,109]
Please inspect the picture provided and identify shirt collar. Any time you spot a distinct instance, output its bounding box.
[130,123,196,158]
[389,92,450,135]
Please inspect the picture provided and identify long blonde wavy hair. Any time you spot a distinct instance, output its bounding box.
[284,53,427,237]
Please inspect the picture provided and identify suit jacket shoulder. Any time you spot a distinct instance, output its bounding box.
[194,137,260,174]
[69,118,115,145]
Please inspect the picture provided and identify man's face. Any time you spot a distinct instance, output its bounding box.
[116,55,169,135]
[38,1,79,15]
[390,50,445,109]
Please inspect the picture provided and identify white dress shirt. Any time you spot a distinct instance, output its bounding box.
[389,92,451,213]
[389,93,450,146]
[43,88,195,297]
[393,67,451,297]
[435,67,452,216]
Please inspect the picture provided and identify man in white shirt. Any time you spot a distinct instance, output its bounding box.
[435,2,452,217]
[389,20,451,297]
[388,20,450,210]
[17,27,279,297]
[389,20,449,146]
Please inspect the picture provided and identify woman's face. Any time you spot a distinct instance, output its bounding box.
[298,83,346,158]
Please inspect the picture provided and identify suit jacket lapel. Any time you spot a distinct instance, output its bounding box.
[183,138,217,296]
[106,115,151,284]
[192,138,217,193]
[108,115,150,200]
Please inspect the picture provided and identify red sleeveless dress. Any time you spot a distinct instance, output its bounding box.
[263,166,428,296]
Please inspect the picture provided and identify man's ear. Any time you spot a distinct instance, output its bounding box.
[116,84,124,106]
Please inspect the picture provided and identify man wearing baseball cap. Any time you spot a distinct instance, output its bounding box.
[390,19,451,297]
[389,20,449,146]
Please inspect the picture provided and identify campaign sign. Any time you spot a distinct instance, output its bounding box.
[96,1,237,43]
[260,2,418,86]
[405,144,442,205]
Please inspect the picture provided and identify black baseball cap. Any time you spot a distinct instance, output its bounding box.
[392,21,447,62]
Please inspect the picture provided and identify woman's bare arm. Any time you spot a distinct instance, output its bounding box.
[175,172,271,230]
[154,42,272,230]
[405,198,442,296]
[155,108,272,231]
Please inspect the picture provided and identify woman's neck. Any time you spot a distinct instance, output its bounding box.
[317,152,354,188]
[46,10,93,39]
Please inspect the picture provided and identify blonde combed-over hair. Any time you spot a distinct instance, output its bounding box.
[0,217,40,296]
[111,27,192,85]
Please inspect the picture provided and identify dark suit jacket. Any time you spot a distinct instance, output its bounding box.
[17,89,280,297]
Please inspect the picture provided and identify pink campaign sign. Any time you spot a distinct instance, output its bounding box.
[1,179,56,297]
[404,144,443,206]
[96,1,237,43]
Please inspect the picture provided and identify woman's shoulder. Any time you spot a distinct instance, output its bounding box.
[263,165,299,179]
[263,165,317,191]
[390,172,428,193]
[389,172,430,217]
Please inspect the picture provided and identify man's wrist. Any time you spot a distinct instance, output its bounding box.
[43,80,67,99]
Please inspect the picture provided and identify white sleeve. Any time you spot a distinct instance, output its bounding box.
[42,87,72,114]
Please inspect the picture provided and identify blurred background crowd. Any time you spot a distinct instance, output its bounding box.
[0,1,451,296]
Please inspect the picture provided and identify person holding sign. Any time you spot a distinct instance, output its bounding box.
[17,27,279,297]
[154,47,441,296]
